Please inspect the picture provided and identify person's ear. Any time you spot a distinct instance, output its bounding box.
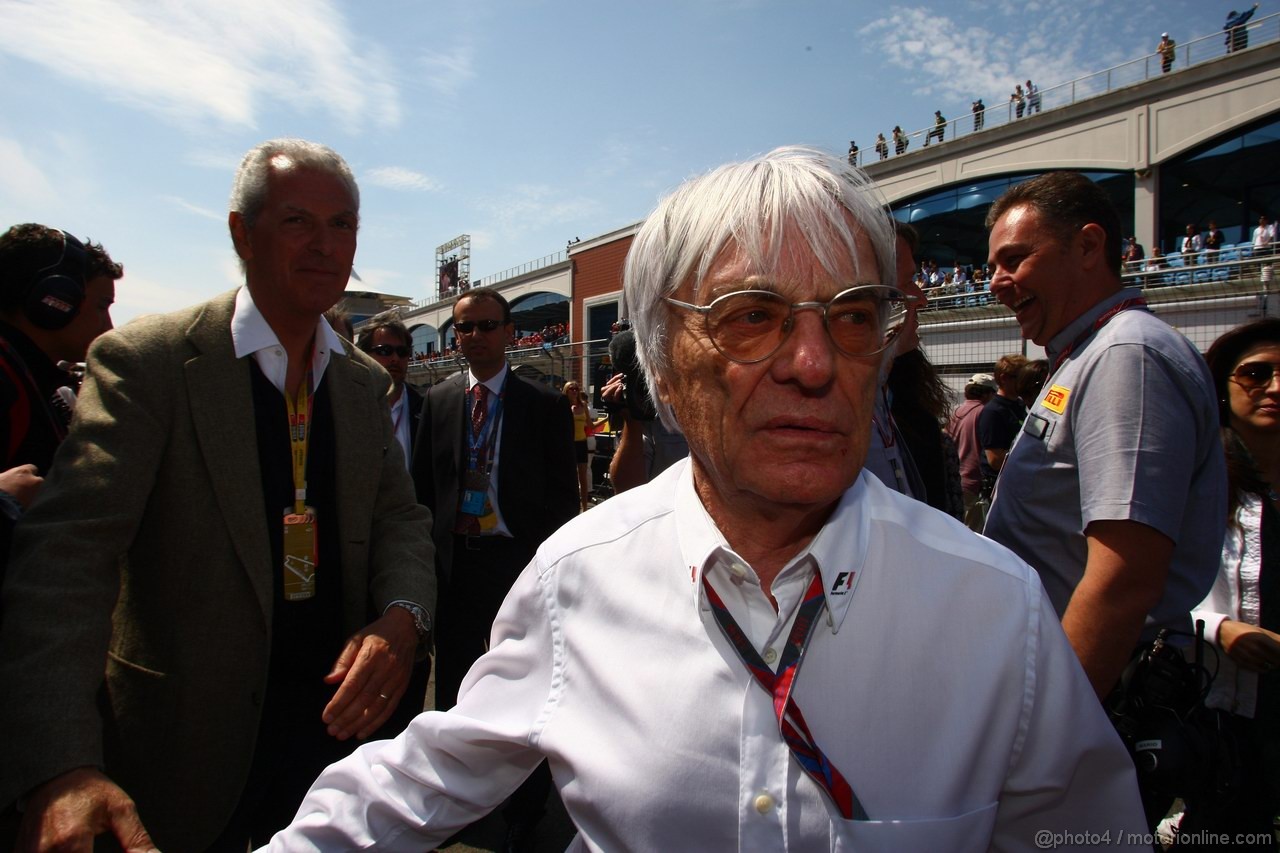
[229,212,252,262]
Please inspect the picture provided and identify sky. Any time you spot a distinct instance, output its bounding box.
[0,0,1245,324]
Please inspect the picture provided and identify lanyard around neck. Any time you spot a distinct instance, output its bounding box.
[1050,296,1147,375]
[703,569,866,820]
[286,368,315,514]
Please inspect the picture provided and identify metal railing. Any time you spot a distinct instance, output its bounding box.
[917,245,1277,314]
[851,13,1280,168]
[407,336,612,387]
[405,250,569,313]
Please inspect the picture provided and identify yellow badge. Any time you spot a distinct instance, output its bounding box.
[1042,384,1071,415]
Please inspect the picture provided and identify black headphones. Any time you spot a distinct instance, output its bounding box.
[25,231,88,330]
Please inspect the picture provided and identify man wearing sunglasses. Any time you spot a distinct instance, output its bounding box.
[983,172,1226,711]
[411,286,577,849]
[357,314,421,471]
[268,148,1143,851]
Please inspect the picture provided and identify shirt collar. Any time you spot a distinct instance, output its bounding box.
[1045,286,1139,363]
[467,362,509,395]
[674,460,870,634]
[229,286,346,392]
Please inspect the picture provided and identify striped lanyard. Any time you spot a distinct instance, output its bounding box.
[702,570,867,820]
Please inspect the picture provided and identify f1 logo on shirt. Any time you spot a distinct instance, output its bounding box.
[830,571,856,595]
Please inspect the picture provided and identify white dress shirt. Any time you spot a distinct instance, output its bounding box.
[1194,494,1265,717]
[466,363,512,537]
[264,461,1145,852]
[230,285,346,393]
[388,388,412,471]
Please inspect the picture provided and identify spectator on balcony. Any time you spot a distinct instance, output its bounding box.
[972,98,985,130]
[893,125,908,154]
[1254,214,1276,256]
[1181,224,1204,260]
[1026,80,1041,114]
[847,140,858,166]
[1225,4,1260,53]
[1011,84,1025,119]
[925,111,946,145]
[1204,221,1225,262]
[1157,33,1177,73]
[1123,237,1146,272]
[875,132,889,160]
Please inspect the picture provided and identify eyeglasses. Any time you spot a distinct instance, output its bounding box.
[454,319,505,335]
[664,284,906,364]
[369,344,411,358]
[1231,361,1280,391]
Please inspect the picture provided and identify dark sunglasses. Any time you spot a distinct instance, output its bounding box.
[370,344,411,358]
[454,319,504,334]
[1231,361,1280,390]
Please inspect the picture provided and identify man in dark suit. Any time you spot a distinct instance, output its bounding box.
[357,314,423,472]
[356,313,430,732]
[413,286,577,847]
[0,139,435,851]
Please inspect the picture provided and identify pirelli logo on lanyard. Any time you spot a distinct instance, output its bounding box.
[1042,384,1070,415]
[283,368,318,602]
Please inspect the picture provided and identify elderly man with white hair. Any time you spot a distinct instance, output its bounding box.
[264,147,1146,851]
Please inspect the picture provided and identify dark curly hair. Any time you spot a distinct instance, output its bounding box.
[0,223,122,313]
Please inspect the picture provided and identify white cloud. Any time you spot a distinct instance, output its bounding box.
[0,0,400,131]
[475,185,600,237]
[365,167,440,193]
[416,45,476,98]
[161,196,223,222]
[0,136,56,206]
[858,1,1147,106]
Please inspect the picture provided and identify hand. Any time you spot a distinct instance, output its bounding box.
[321,607,419,740]
[1218,620,1280,672]
[0,464,43,510]
[600,372,626,407]
[16,767,157,853]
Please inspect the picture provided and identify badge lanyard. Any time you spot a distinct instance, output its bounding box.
[703,570,867,821]
[1050,296,1148,375]
[282,366,317,601]
[467,381,505,476]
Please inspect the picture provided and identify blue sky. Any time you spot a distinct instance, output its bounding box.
[0,0,1243,324]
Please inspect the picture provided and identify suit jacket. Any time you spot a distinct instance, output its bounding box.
[413,367,578,585]
[0,289,435,850]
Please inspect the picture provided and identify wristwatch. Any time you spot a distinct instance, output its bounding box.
[386,600,432,640]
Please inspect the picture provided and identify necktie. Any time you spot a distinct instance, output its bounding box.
[471,383,489,442]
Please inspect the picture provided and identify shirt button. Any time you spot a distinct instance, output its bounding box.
[754,793,775,814]
[763,648,778,664]
[729,561,747,580]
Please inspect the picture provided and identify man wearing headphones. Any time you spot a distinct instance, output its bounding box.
[0,223,121,588]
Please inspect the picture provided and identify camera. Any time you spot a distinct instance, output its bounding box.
[607,325,657,422]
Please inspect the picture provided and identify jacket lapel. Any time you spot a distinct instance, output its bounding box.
[183,290,275,622]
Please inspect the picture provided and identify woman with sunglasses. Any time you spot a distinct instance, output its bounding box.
[562,381,602,512]
[1185,318,1280,844]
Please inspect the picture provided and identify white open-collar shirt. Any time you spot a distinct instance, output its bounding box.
[265,460,1146,852]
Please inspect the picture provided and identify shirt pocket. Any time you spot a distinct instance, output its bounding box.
[833,801,998,853]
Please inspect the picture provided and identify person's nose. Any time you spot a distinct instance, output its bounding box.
[770,307,835,389]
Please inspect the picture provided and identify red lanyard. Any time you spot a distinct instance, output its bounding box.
[703,570,867,820]
[1050,297,1148,375]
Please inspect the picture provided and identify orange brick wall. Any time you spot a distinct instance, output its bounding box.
[571,234,633,344]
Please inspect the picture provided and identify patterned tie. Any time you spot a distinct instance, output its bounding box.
[471,383,489,446]
[455,383,491,535]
